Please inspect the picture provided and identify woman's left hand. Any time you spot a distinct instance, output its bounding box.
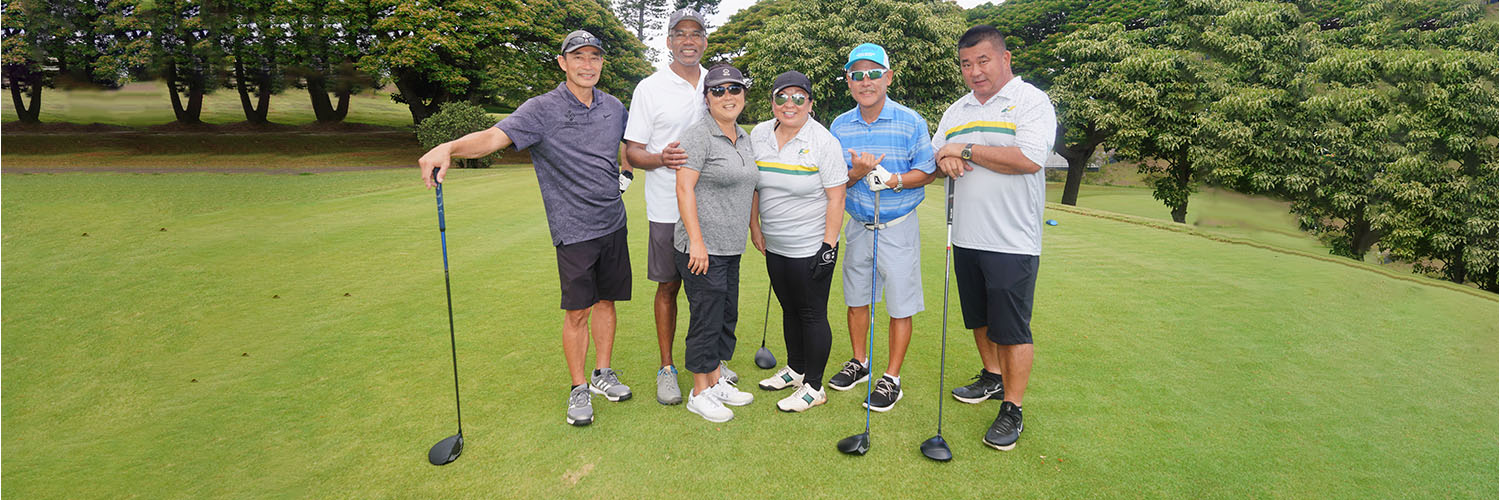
[688,241,710,275]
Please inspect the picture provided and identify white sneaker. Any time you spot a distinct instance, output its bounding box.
[758,366,804,391]
[777,383,827,413]
[712,377,754,406]
[686,387,733,423]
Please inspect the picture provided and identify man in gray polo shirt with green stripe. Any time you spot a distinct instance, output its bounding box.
[418,30,634,428]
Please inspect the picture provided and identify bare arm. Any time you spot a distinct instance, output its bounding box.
[625,140,688,171]
[935,143,1041,177]
[750,191,766,255]
[419,127,512,188]
[822,185,846,245]
[676,167,709,274]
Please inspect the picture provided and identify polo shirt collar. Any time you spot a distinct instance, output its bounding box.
[854,96,898,124]
[966,76,1026,107]
[701,113,747,141]
[555,82,604,109]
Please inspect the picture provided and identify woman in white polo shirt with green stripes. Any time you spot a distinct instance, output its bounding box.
[749,71,849,413]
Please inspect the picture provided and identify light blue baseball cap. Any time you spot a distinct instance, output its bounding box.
[844,43,890,71]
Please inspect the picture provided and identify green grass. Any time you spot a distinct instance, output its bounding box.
[3,169,1495,498]
[1,82,420,128]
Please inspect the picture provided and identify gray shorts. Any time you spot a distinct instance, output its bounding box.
[842,212,924,318]
[648,221,682,283]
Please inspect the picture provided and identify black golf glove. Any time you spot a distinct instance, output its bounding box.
[618,170,634,193]
[811,242,838,281]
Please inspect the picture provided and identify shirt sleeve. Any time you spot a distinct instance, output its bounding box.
[495,98,547,152]
[622,83,653,146]
[678,124,708,173]
[930,109,952,152]
[818,133,849,188]
[1014,91,1059,169]
[908,115,937,174]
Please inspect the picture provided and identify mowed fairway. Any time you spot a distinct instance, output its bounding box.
[2,169,1495,498]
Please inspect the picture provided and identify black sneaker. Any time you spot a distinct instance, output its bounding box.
[952,369,1004,404]
[826,358,869,391]
[983,401,1023,451]
[863,375,903,412]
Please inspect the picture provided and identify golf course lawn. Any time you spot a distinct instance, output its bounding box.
[2,168,1495,498]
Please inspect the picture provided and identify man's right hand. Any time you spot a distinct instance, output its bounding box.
[660,141,687,169]
[419,144,453,188]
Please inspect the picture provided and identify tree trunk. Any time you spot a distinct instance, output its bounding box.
[1348,214,1381,260]
[395,71,439,125]
[1446,245,1468,285]
[234,59,269,124]
[8,72,43,123]
[166,61,205,125]
[1170,156,1191,224]
[332,90,350,121]
[307,75,353,123]
[1054,122,1109,206]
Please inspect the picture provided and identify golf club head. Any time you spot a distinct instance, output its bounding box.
[920,435,953,462]
[428,433,463,466]
[754,347,777,369]
[837,432,871,455]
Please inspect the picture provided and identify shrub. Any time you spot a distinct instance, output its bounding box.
[415,102,499,168]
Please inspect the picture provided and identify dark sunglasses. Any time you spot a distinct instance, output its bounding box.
[708,85,745,97]
[774,92,808,106]
[847,69,886,81]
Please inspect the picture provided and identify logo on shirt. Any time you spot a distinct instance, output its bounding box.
[799,148,810,155]
[1002,105,1016,113]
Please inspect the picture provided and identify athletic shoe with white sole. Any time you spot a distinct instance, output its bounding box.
[566,385,593,426]
[711,377,754,406]
[827,358,869,391]
[758,366,804,391]
[686,388,733,423]
[952,369,1004,404]
[863,375,902,412]
[983,401,1024,451]
[656,365,683,405]
[590,367,633,402]
[777,383,827,413]
[719,361,739,385]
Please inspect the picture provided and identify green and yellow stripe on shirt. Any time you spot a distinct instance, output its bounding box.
[756,161,819,176]
[944,120,1016,140]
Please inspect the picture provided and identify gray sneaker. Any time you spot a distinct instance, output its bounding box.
[719,361,739,385]
[566,385,593,426]
[590,368,633,402]
[656,365,683,405]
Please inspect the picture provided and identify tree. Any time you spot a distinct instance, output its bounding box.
[968,0,1159,206]
[702,0,791,70]
[739,0,967,127]
[363,0,525,124]
[615,0,668,42]
[491,0,653,111]
[213,0,287,124]
[284,0,375,123]
[141,0,225,124]
[3,0,52,123]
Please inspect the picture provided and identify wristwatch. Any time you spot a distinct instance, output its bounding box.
[893,173,904,192]
[961,143,974,161]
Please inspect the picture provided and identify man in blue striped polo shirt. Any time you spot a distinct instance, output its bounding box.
[824,42,937,413]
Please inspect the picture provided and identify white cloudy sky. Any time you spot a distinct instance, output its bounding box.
[649,0,998,67]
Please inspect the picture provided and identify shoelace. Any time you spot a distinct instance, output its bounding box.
[598,369,622,388]
[874,378,897,399]
[570,389,589,408]
[838,362,863,380]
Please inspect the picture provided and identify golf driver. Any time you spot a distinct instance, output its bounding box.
[754,284,777,369]
[428,167,465,466]
[920,178,956,462]
[837,190,880,456]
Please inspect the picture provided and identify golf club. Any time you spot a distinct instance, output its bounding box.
[920,177,956,462]
[754,284,777,369]
[837,190,880,456]
[428,167,465,466]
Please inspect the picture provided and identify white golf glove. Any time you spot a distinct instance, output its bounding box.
[618,170,634,193]
[864,165,893,192]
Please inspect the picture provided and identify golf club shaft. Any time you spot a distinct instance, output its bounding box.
[435,171,463,435]
[863,190,880,434]
[761,283,771,348]
[937,177,954,435]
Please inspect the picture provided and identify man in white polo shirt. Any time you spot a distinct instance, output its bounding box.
[931,25,1056,452]
[624,8,742,406]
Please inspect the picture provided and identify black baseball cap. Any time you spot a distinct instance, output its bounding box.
[560,30,603,54]
[704,64,747,88]
[772,71,813,96]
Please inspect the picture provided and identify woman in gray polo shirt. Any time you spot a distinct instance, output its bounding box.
[674,64,759,423]
[748,71,848,413]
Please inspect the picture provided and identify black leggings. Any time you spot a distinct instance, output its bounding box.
[766,251,833,388]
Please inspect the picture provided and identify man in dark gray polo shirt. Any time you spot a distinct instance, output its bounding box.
[418,30,633,428]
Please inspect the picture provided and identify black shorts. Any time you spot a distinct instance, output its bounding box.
[953,247,1037,345]
[555,227,632,310]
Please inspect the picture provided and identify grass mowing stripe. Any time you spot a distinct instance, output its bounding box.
[2,171,1493,498]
